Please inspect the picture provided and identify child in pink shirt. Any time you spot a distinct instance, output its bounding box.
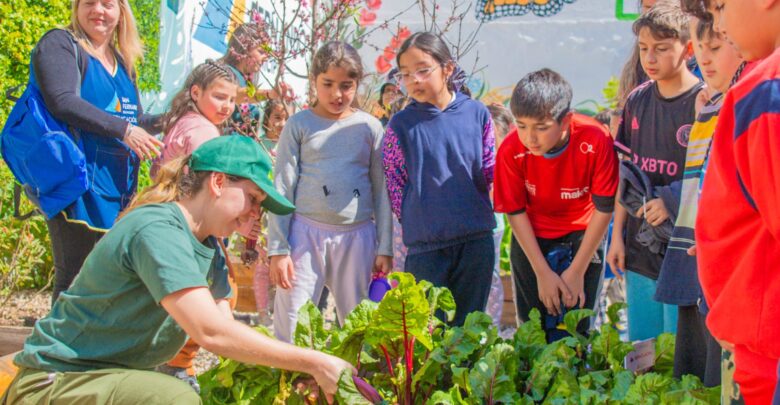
[151,61,238,178]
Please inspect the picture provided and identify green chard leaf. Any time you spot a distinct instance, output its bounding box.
[331,300,378,364]
[293,301,329,351]
[336,369,374,405]
[653,333,676,376]
[425,386,470,405]
[591,324,635,371]
[623,372,674,404]
[365,272,433,350]
[563,308,595,346]
[607,302,628,327]
[420,279,457,324]
[609,370,635,401]
[468,343,521,404]
[513,308,547,363]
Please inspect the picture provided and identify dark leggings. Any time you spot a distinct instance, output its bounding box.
[46,214,103,305]
[674,305,722,387]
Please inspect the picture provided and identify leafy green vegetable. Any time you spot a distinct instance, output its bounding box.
[198,276,720,405]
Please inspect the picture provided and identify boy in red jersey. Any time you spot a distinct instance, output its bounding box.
[695,0,780,403]
[494,69,618,341]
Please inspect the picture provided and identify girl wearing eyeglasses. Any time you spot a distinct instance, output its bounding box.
[382,32,496,327]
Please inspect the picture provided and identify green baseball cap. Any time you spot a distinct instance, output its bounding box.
[189,136,295,215]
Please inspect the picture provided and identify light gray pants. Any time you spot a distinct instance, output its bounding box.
[274,215,376,342]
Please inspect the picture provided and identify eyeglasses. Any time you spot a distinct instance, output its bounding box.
[394,65,439,83]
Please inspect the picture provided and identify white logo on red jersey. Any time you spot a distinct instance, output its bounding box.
[525,180,537,196]
[579,142,595,154]
[514,152,527,160]
[560,186,589,200]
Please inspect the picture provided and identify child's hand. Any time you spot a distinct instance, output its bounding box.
[695,85,712,117]
[636,198,670,227]
[372,255,392,277]
[606,237,626,281]
[560,268,586,309]
[536,268,572,317]
[687,245,696,256]
[270,255,295,289]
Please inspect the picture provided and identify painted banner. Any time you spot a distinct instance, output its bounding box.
[475,0,578,22]
[144,0,307,113]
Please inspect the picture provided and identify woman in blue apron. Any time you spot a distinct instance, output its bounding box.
[32,0,163,303]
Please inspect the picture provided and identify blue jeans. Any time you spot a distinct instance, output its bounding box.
[626,271,678,341]
[405,235,494,326]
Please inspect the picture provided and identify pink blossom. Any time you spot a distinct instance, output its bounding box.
[397,26,411,41]
[375,55,391,74]
[383,46,395,61]
[358,8,377,26]
[366,0,382,10]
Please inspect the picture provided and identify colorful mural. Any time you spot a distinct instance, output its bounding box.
[475,0,578,22]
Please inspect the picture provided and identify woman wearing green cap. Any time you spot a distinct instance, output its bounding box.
[2,136,352,404]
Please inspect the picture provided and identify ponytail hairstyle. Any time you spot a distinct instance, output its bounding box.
[310,41,364,106]
[68,0,143,78]
[396,32,469,94]
[222,22,271,69]
[162,60,238,133]
[120,156,210,219]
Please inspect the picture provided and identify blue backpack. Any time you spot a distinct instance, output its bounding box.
[1,32,87,219]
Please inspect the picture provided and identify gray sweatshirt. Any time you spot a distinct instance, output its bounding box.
[267,109,392,257]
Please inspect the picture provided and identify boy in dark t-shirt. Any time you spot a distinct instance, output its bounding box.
[494,69,618,342]
[606,0,702,342]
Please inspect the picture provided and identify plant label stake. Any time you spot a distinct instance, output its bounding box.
[624,337,656,373]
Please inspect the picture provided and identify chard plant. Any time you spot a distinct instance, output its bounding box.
[199,273,719,404]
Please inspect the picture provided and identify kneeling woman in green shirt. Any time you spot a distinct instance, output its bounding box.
[3,136,352,404]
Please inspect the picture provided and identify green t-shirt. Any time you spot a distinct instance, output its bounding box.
[15,203,231,372]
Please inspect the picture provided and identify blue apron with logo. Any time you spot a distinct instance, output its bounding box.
[64,56,140,230]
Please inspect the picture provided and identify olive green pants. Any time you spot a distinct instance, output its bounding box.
[2,367,200,405]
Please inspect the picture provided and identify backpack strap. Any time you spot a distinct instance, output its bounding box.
[13,184,38,220]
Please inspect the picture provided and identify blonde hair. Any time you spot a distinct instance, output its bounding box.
[120,156,211,219]
[162,61,238,133]
[68,0,144,77]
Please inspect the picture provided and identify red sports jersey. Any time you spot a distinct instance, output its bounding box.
[697,49,780,373]
[494,114,618,238]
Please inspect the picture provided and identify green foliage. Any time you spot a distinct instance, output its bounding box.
[602,76,620,109]
[654,332,677,376]
[499,216,511,276]
[0,161,54,294]
[129,0,161,92]
[0,0,71,123]
[200,275,720,405]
